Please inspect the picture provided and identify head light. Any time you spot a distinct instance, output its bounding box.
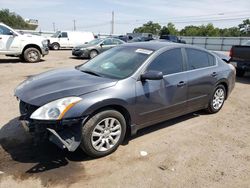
[30,97,82,120]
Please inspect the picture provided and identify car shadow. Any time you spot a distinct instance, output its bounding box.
[70,56,89,60]
[123,111,204,145]
[0,118,92,174]
[0,58,45,64]
[0,111,205,176]
[236,72,250,84]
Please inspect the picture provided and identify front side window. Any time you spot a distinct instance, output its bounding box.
[147,48,184,75]
[61,32,68,38]
[113,39,123,45]
[103,39,112,45]
[186,48,215,70]
[0,25,12,35]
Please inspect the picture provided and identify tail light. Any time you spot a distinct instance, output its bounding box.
[229,48,233,57]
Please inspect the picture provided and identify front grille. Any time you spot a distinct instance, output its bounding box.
[19,100,39,120]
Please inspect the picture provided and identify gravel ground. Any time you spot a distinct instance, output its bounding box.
[0,50,249,188]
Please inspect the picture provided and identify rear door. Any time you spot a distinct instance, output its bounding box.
[184,48,218,110]
[135,48,188,126]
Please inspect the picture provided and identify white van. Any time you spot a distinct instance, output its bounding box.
[0,22,49,63]
[48,31,95,50]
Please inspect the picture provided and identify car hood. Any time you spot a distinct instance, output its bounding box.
[15,68,117,106]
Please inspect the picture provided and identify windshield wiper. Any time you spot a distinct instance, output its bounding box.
[80,69,102,77]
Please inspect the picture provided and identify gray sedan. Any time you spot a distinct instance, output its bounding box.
[72,38,125,59]
[15,42,235,157]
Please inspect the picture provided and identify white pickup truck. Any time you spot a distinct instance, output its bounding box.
[0,23,49,63]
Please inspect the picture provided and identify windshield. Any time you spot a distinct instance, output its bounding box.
[88,39,103,45]
[79,46,154,79]
[51,31,61,37]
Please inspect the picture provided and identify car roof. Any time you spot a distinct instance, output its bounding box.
[122,41,210,53]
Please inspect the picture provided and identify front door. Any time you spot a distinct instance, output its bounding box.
[0,25,16,52]
[135,48,188,127]
[58,32,69,47]
[100,39,116,53]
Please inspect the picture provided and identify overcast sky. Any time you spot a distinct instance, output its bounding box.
[1,0,250,34]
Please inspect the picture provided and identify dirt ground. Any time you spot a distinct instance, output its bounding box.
[0,50,249,188]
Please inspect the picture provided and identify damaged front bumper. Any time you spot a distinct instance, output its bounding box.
[20,117,87,152]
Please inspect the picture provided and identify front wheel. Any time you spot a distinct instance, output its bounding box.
[89,50,98,59]
[207,85,226,114]
[51,43,60,50]
[23,48,41,63]
[80,110,126,157]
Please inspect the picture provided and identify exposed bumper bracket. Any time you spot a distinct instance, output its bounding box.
[47,124,82,152]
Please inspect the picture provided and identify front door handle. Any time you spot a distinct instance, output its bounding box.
[177,81,186,87]
[211,72,218,77]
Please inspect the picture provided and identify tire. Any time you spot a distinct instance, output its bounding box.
[51,43,60,50]
[23,48,41,63]
[89,50,98,59]
[207,85,226,114]
[80,109,126,157]
[236,69,245,77]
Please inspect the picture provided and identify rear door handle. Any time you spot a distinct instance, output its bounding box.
[211,72,218,77]
[0,37,2,39]
[177,81,186,87]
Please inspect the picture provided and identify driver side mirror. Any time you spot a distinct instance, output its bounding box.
[141,71,163,81]
[100,43,104,47]
[10,30,17,37]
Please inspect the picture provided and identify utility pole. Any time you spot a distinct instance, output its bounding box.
[53,22,55,32]
[73,20,76,31]
[111,11,114,35]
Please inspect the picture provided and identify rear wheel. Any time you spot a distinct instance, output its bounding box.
[80,109,126,157]
[23,48,41,63]
[207,85,226,114]
[89,50,98,59]
[236,69,245,77]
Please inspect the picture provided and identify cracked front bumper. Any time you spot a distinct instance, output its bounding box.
[20,117,86,152]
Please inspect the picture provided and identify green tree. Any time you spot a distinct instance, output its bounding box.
[159,26,170,35]
[219,27,241,37]
[238,19,250,36]
[166,22,179,35]
[133,21,161,35]
[180,25,201,36]
[0,9,37,30]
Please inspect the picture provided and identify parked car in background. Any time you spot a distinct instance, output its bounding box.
[159,35,186,44]
[15,42,235,158]
[113,35,129,42]
[72,38,125,59]
[229,40,250,77]
[48,31,94,50]
[0,22,49,63]
[129,36,154,42]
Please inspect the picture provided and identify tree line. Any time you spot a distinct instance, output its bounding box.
[0,9,37,30]
[133,20,250,37]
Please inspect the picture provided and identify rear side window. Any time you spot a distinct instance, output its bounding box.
[186,49,214,70]
[147,48,183,75]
